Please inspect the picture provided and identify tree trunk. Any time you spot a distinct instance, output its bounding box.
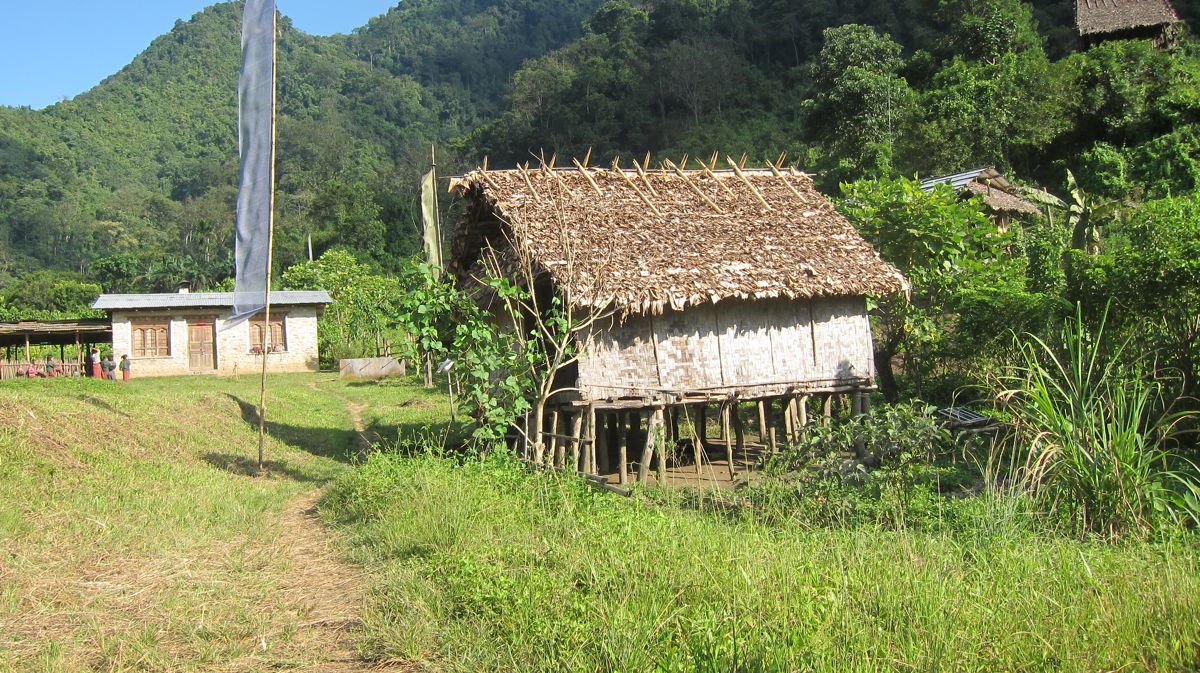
[874,348,899,403]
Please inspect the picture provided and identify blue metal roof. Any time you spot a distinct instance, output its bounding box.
[92,291,333,310]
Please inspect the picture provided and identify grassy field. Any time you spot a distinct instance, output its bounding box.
[0,373,448,672]
[3,374,1199,672]
[324,454,1200,673]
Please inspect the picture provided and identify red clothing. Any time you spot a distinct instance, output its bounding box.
[122,370,130,382]
[91,363,102,378]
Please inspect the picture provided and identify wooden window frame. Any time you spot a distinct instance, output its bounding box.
[250,314,287,353]
[131,320,170,358]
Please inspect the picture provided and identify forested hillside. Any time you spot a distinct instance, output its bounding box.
[1,0,1198,318]
[0,0,600,313]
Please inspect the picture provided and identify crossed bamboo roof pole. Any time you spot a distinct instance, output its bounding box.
[468,149,812,217]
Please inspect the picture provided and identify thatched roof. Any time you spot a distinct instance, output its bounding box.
[920,167,1041,216]
[449,162,908,315]
[1076,0,1179,36]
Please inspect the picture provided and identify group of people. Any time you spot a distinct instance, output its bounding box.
[18,350,131,381]
[87,348,131,382]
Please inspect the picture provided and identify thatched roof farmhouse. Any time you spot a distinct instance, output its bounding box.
[1076,0,1180,43]
[921,167,1041,231]
[448,159,907,485]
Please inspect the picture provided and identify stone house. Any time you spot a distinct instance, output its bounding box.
[92,290,331,377]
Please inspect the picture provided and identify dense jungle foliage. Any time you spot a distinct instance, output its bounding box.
[1,0,1198,419]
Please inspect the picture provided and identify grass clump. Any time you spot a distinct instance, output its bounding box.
[1000,310,1200,539]
[324,449,1200,672]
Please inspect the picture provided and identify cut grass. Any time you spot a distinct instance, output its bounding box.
[0,373,450,672]
[324,452,1200,673]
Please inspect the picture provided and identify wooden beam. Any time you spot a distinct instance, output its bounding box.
[722,403,736,481]
[637,411,654,483]
[573,158,604,196]
[634,158,659,197]
[549,410,561,468]
[731,401,746,469]
[570,413,583,471]
[618,412,629,485]
[757,400,768,445]
[686,406,703,475]
[702,162,736,197]
[614,165,663,217]
[665,158,724,214]
[517,162,541,201]
[767,160,807,201]
[586,404,598,474]
[726,155,772,211]
[654,407,667,484]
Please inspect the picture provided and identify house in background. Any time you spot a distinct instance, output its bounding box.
[92,290,332,377]
[1076,0,1180,45]
[920,167,1041,232]
[450,161,908,483]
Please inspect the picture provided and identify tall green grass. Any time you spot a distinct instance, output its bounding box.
[999,309,1200,538]
[323,450,1200,672]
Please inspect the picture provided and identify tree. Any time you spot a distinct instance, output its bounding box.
[280,250,403,364]
[806,25,915,183]
[838,177,1042,401]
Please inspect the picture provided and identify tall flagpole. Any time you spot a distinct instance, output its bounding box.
[257,5,277,473]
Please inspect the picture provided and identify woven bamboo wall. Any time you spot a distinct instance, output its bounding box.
[577,296,874,400]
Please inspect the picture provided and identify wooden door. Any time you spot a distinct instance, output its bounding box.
[188,322,215,370]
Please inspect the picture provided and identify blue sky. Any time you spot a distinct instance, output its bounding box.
[0,1,398,109]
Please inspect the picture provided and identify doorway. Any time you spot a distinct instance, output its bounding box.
[187,322,216,370]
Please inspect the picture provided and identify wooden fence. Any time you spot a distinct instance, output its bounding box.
[1,362,86,380]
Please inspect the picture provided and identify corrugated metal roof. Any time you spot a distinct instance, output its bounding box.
[918,167,992,191]
[92,291,333,310]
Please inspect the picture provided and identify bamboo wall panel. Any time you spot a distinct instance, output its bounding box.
[765,299,815,382]
[716,302,775,384]
[811,296,874,382]
[578,296,873,400]
[654,305,723,390]
[579,318,659,396]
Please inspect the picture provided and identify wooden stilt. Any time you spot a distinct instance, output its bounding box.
[696,405,708,446]
[798,394,809,430]
[586,404,597,474]
[598,413,611,474]
[637,411,655,483]
[731,401,746,469]
[549,410,561,468]
[756,400,768,445]
[722,403,736,481]
[654,407,667,484]
[783,397,795,446]
[618,412,629,485]
[24,335,30,363]
[853,392,867,459]
[570,413,583,471]
[822,394,833,426]
[691,403,705,472]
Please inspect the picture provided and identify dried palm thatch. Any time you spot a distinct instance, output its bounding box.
[963,181,1042,216]
[1076,0,1179,36]
[450,160,908,316]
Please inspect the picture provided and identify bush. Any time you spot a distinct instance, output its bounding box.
[753,402,976,530]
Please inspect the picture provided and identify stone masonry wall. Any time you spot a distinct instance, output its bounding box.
[109,306,321,378]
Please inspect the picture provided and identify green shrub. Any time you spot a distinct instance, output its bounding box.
[752,402,976,530]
